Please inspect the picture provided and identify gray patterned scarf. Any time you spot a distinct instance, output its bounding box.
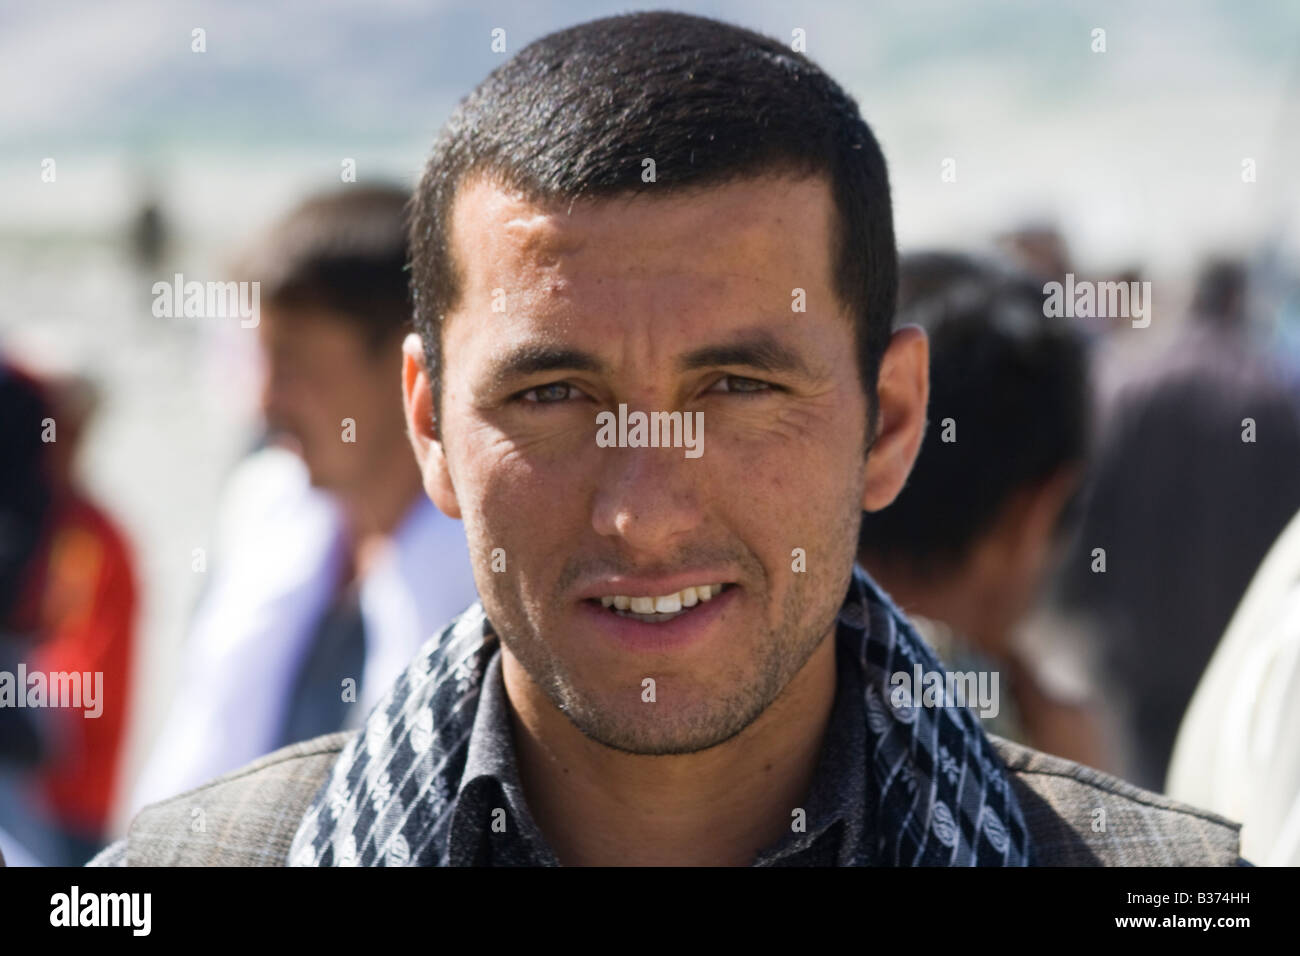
[289,566,1033,866]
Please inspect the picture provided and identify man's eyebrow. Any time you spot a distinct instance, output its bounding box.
[678,332,816,378]
[483,332,817,390]
[485,344,605,388]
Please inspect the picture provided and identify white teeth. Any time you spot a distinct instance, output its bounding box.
[598,584,726,616]
[654,593,682,613]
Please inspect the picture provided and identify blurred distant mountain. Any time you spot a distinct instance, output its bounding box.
[1,0,1298,267]
[4,0,1294,147]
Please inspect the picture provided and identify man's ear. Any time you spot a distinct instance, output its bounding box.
[402,332,461,519]
[862,324,929,512]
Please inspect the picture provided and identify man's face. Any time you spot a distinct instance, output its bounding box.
[258,306,401,492]
[404,173,926,755]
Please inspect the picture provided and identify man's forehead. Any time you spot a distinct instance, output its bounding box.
[447,172,838,293]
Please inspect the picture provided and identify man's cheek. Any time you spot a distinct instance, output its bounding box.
[469,462,576,576]
[471,451,567,529]
[759,471,853,582]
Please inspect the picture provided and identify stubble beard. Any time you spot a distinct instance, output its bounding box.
[474,530,857,758]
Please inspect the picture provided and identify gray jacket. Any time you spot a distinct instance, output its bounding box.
[87,730,1244,866]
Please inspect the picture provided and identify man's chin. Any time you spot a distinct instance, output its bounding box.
[557,682,770,757]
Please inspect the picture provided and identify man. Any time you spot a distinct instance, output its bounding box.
[128,187,478,811]
[857,253,1113,771]
[93,12,1242,866]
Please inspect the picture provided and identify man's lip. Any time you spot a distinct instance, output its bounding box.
[576,583,739,652]
[573,573,739,601]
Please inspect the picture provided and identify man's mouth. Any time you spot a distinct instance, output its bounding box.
[587,583,736,624]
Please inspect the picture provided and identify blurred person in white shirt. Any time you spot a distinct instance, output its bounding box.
[130,187,477,813]
[1167,505,1300,865]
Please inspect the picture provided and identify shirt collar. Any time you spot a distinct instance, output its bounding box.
[291,563,1034,867]
[752,632,869,865]
[450,646,559,865]
[450,630,868,867]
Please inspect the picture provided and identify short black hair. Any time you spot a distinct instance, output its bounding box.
[236,184,413,349]
[858,252,1090,575]
[410,11,896,436]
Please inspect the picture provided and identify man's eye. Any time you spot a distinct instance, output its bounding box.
[710,375,772,394]
[519,382,578,403]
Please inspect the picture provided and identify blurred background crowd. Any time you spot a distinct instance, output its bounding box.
[2,0,1299,866]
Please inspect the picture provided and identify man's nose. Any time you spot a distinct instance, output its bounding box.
[590,443,705,553]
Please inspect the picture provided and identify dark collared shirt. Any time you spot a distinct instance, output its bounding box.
[445,632,869,866]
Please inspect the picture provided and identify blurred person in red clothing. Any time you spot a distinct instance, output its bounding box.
[0,358,138,865]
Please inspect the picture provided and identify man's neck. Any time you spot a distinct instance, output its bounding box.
[335,452,426,579]
[501,632,838,866]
